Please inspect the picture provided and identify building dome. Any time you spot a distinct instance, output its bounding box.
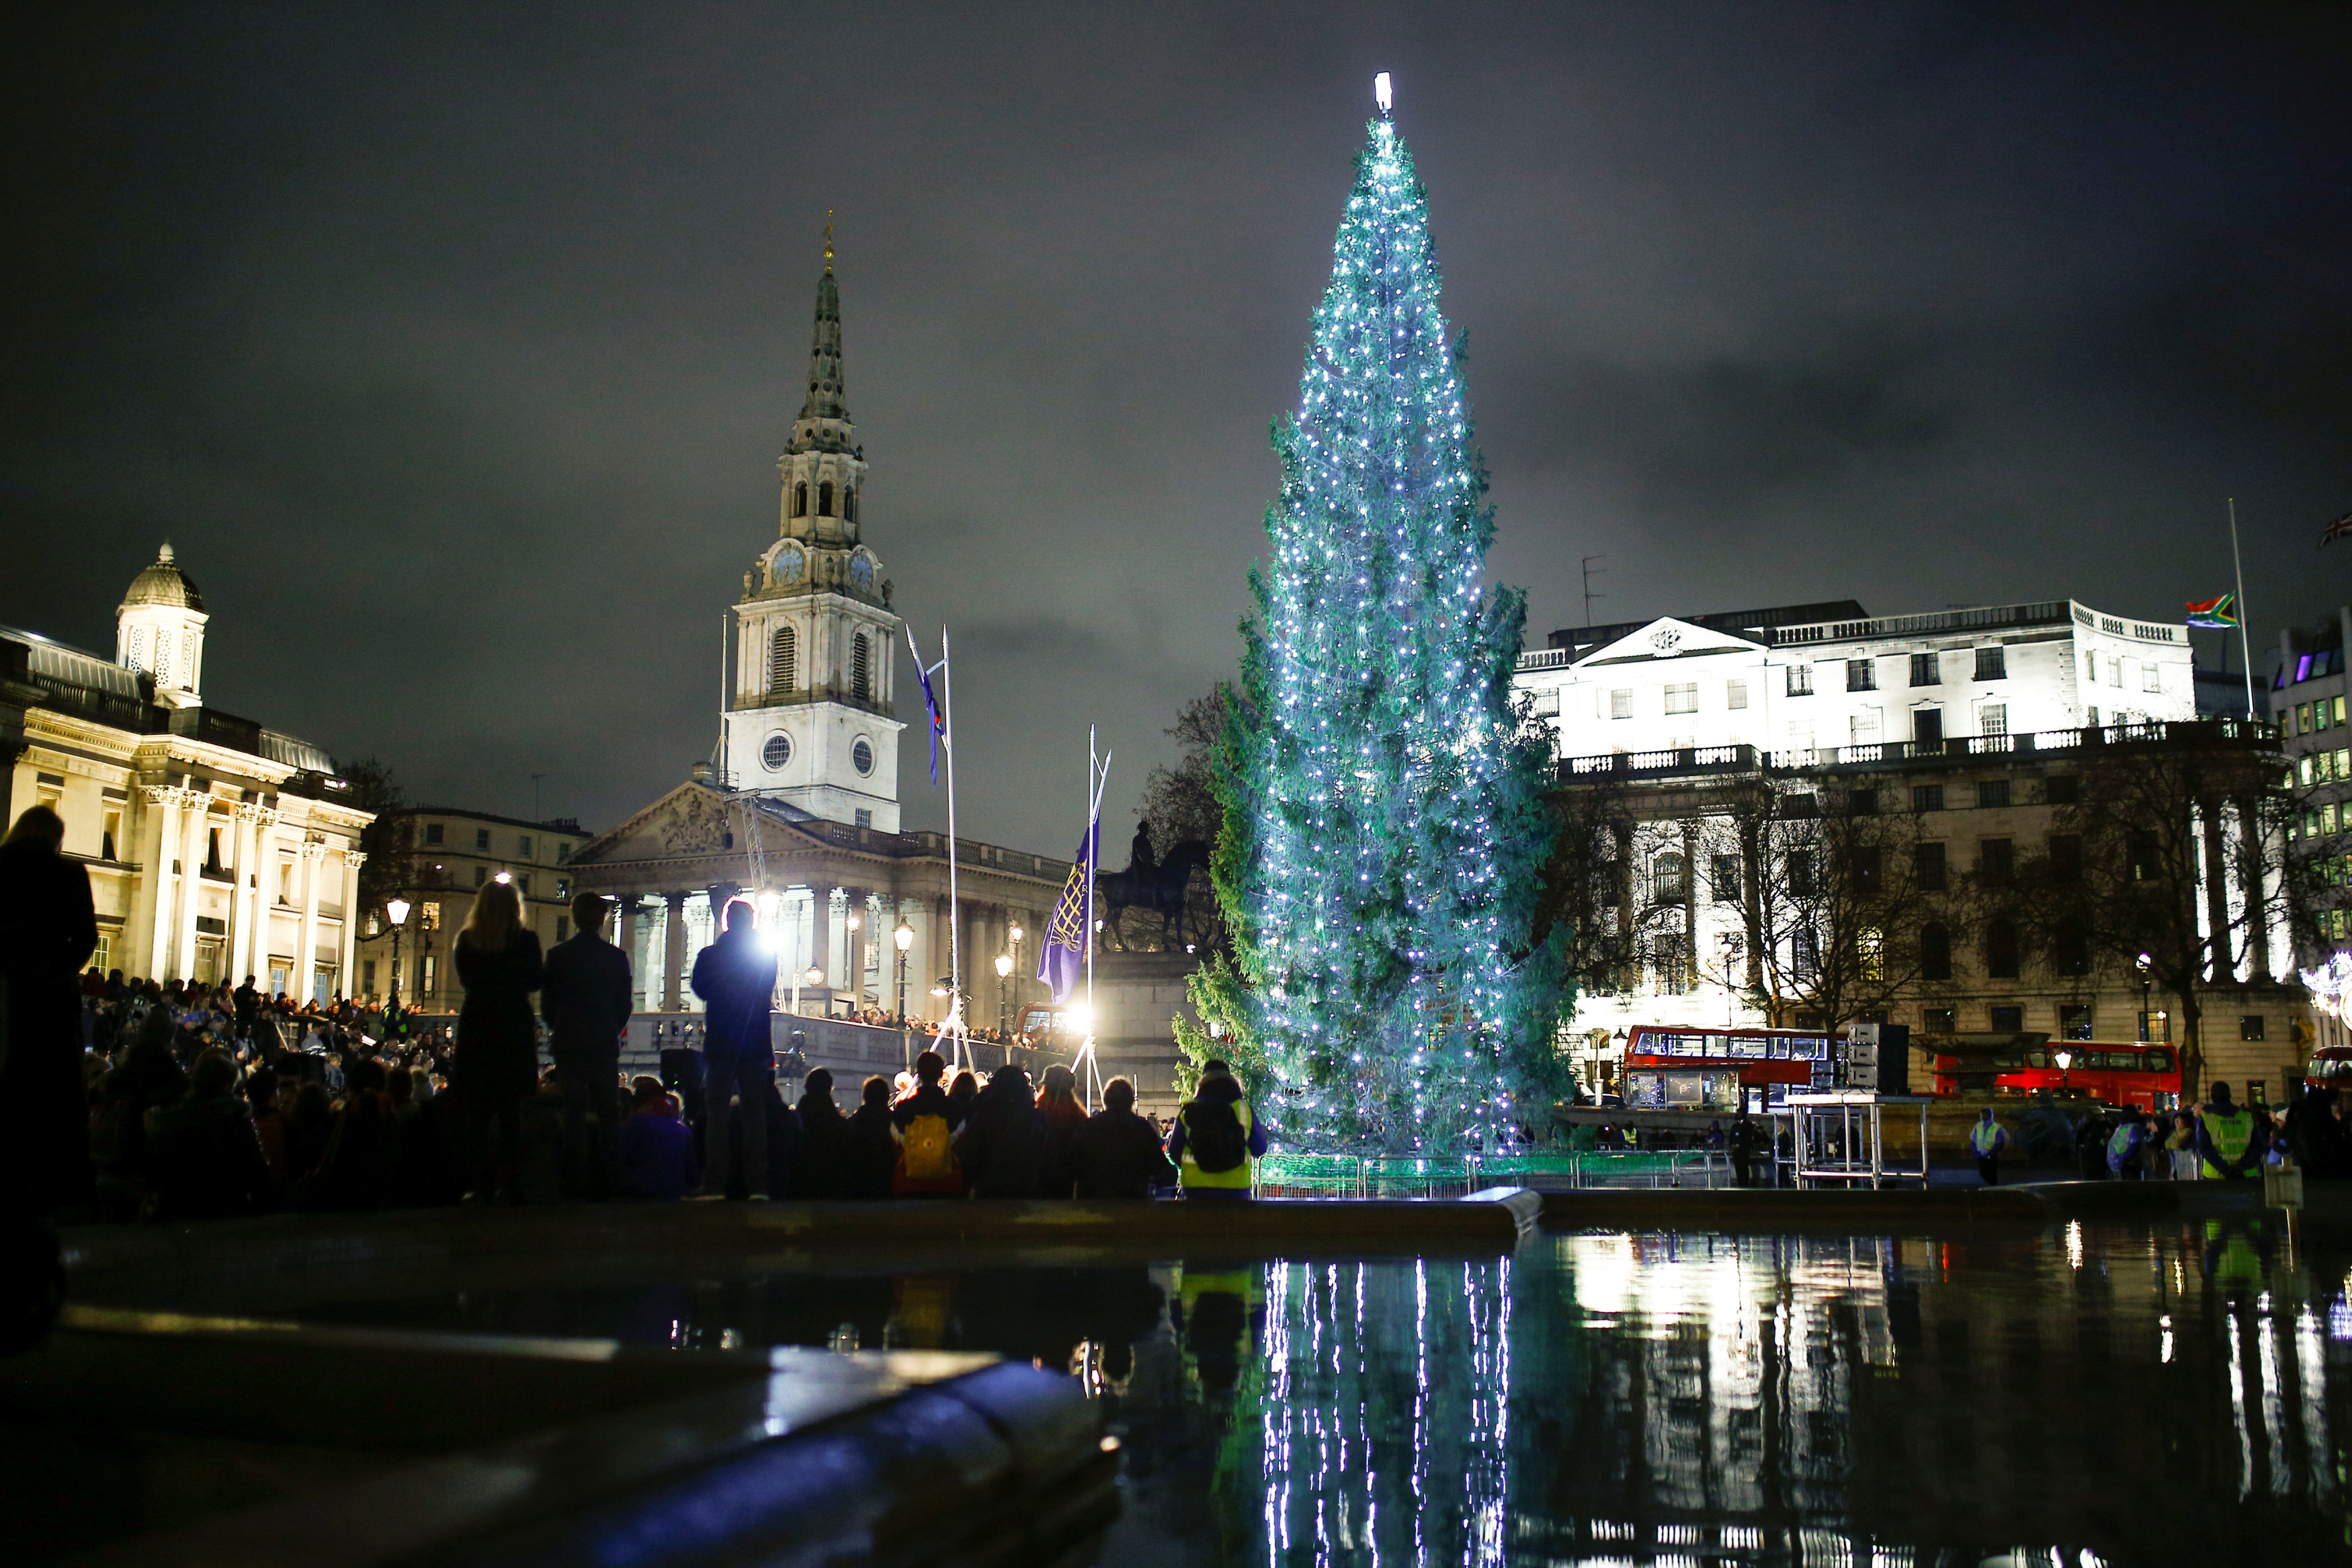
[120,541,204,612]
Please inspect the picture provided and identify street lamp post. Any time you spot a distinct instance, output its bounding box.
[790,963,825,1021]
[2137,951,2154,1043]
[994,951,1013,1034]
[2054,1048,2073,1094]
[384,898,411,1012]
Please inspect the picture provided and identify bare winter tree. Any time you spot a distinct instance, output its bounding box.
[1124,683,1234,951]
[333,755,413,930]
[2024,726,2293,1100]
[1529,771,1640,1000]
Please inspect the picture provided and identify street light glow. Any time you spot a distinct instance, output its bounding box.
[386,897,411,927]
[894,921,914,953]
[994,952,1013,978]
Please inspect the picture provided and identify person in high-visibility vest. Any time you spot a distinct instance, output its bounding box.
[1969,1108,2009,1185]
[2193,1083,2262,1180]
[1166,1059,1267,1200]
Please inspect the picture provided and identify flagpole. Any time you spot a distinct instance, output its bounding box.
[1079,726,1113,1112]
[941,626,965,1076]
[2230,497,2254,721]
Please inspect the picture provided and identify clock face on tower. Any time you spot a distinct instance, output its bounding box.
[773,543,806,586]
[849,549,876,590]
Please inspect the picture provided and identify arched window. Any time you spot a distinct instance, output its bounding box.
[768,625,796,694]
[1984,917,2020,979]
[1651,851,1686,904]
[2052,916,2089,976]
[792,482,808,518]
[843,486,857,523]
[818,480,835,517]
[851,632,871,701]
[1919,922,1951,982]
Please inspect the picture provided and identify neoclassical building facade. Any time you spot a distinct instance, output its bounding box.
[569,248,1064,1022]
[1,545,372,996]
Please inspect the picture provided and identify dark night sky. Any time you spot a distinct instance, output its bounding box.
[5,3,2348,853]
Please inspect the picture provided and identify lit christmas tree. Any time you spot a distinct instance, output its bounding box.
[1185,80,1570,1153]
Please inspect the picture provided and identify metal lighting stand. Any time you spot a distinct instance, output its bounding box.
[1786,1092,1934,1189]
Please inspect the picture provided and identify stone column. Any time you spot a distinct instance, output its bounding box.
[339,851,365,999]
[175,801,210,982]
[616,898,641,1010]
[931,894,955,1022]
[663,892,688,1010]
[294,840,327,1002]
[139,786,180,979]
[228,805,262,982]
[844,885,869,1003]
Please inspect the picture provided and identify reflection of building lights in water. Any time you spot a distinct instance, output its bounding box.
[2160,1313,2174,1363]
[2066,1219,2085,1270]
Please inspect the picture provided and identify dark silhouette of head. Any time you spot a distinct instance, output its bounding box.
[915,1049,946,1083]
[1103,1077,1136,1113]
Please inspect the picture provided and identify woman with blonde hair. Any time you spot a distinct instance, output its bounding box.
[452,879,542,1202]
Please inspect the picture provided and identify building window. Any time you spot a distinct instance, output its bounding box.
[2058,1004,2093,1040]
[555,917,569,943]
[1663,683,1697,715]
[852,634,872,701]
[852,738,875,775]
[1912,784,1944,814]
[2128,829,2160,881]
[1919,923,1951,981]
[2143,662,2162,693]
[2240,1014,2265,1041]
[843,486,857,523]
[518,874,531,895]
[1726,679,1749,710]
[1976,646,2006,681]
[1788,851,1815,898]
[1985,918,2020,979]
[1913,842,1947,891]
[1610,689,1633,720]
[818,481,835,517]
[476,828,491,851]
[1976,779,2011,809]
[854,808,873,829]
[2110,657,2124,687]
[1847,659,1877,693]
[555,878,569,900]
[1925,1007,1958,1033]
[557,842,571,864]
[1787,665,1813,697]
[518,834,533,857]
[2048,834,2083,883]
[420,955,437,998]
[362,959,377,994]
[2046,775,2078,805]
[1980,704,2007,738]
[102,810,119,861]
[793,482,808,517]
[1913,707,1943,747]
[2052,917,2089,975]
[1989,1003,2023,1031]
[473,866,487,888]
[1850,845,1882,893]
[763,733,792,771]
[1980,838,2015,885]
[1910,652,1939,687]
[1791,928,1818,979]
[1652,852,1687,903]
[2086,651,2099,683]
[1652,934,1690,994]
[425,822,444,846]
[769,625,797,692]
[2086,705,2100,727]
[1851,710,1882,745]
[1711,854,1741,901]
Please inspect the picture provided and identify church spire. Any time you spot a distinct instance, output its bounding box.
[796,224,848,429]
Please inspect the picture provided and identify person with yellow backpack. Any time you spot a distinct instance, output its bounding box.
[890,1049,966,1197]
[1166,1059,1267,1201]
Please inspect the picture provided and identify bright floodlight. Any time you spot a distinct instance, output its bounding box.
[494,871,513,885]
[994,953,1013,978]
[894,921,915,953]
[1374,72,1391,114]
[385,897,411,927]
[1067,1002,1093,1037]
[756,890,781,921]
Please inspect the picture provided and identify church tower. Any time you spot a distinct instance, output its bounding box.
[723,234,905,830]
[116,541,208,711]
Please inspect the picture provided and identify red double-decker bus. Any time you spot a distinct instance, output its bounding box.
[1622,1025,1830,1112]
[1931,1041,2181,1112]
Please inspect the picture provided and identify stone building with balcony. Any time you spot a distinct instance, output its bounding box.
[1,544,371,998]
[1519,599,2308,1104]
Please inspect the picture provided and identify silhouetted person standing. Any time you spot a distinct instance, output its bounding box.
[542,892,632,1200]
[452,879,543,1203]
[795,1067,854,1198]
[1067,1077,1179,1198]
[0,806,97,1220]
[693,900,775,1199]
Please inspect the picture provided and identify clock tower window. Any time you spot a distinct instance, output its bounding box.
[818,481,835,517]
[793,482,808,518]
[852,633,872,702]
[768,625,796,694]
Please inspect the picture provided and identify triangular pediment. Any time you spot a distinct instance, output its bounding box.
[1577,617,1765,668]
[570,783,829,870]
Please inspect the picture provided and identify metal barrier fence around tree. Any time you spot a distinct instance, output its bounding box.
[1251,1151,1732,1198]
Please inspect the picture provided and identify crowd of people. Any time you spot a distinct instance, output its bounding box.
[0,804,1269,1227]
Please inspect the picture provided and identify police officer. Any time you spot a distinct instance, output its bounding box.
[1969,1108,2009,1185]
[2194,1083,2262,1180]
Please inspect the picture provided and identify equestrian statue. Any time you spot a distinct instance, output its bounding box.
[1095,820,1211,950]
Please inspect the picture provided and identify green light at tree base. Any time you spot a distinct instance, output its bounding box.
[1185,77,1572,1154]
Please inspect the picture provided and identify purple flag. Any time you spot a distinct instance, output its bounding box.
[911,647,946,784]
[1038,816,1098,1005]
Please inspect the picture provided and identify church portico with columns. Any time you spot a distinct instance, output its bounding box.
[568,785,1065,1024]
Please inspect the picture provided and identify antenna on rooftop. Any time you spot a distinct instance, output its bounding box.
[1581,555,1608,626]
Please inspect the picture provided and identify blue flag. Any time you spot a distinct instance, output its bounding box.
[911,653,946,785]
[1038,816,1098,1005]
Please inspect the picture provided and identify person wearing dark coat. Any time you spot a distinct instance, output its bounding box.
[146,1049,276,1220]
[541,892,634,1200]
[451,880,544,1203]
[0,806,99,1220]
[692,900,776,1199]
[845,1076,900,1199]
[795,1068,856,1199]
[956,1064,1052,1199]
[1066,1077,1179,1199]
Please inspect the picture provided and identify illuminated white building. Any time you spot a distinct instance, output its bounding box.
[1,545,372,996]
